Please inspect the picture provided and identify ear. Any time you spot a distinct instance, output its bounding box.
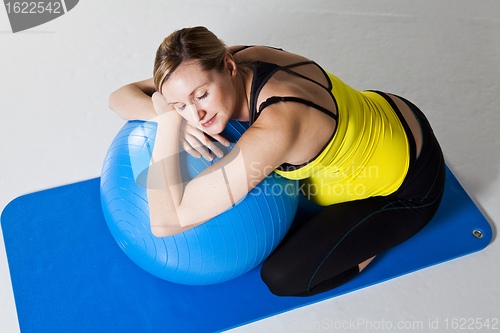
[224,52,237,78]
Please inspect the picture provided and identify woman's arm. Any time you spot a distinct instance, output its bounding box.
[108,45,247,120]
[146,93,299,238]
[108,78,167,121]
[110,78,229,164]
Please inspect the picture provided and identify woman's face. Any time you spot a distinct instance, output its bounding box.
[161,57,237,135]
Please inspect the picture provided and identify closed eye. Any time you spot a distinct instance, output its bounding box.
[197,92,208,100]
[175,92,207,111]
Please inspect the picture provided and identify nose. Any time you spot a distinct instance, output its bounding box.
[186,103,206,123]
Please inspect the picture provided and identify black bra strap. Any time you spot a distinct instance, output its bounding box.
[257,96,338,121]
[231,45,284,55]
[242,47,338,126]
[281,67,331,92]
[280,60,315,69]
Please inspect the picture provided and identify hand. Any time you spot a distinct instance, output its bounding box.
[152,91,173,115]
[180,121,230,161]
[152,92,230,161]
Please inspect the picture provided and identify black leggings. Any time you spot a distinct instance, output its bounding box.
[260,93,446,297]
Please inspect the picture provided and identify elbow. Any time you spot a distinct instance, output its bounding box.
[108,89,117,111]
[150,223,179,238]
[151,226,171,238]
[150,214,204,238]
[150,215,183,238]
[108,88,133,121]
[108,90,123,118]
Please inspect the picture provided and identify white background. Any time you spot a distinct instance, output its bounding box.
[1,1,499,332]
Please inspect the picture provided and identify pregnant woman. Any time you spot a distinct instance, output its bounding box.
[109,26,445,297]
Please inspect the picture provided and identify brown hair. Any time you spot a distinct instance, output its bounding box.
[153,26,227,93]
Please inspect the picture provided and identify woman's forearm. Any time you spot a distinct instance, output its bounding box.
[109,83,158,121]
[146,110,186,237]
[144,93,239,237]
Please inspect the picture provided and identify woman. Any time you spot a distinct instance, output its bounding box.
[109,26,445,297]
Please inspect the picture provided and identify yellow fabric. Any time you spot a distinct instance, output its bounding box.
[275,70,410,206]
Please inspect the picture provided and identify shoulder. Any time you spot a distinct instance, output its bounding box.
[239,101,305,158]
[229,110,298,188]
[227,45,311,65]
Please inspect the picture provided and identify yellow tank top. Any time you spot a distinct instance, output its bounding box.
[274,71,410,206]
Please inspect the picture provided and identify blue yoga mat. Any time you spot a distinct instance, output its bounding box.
[1,166,492,333]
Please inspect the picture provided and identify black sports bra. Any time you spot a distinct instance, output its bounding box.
[231,45,338,125]
[232,46,339,171]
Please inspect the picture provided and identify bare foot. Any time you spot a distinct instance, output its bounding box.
[358,256,376,272]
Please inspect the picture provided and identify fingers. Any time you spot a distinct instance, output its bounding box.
[184,133,219,161]
[199,135,224,159]
[181,137,211,160]
[209,133,231,148]
[182,125,229,161]
[192,127,232,158]
[181,139,202,158]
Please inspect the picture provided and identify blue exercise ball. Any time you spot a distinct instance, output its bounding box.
[100,120,299,285]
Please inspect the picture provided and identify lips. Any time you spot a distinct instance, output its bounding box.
[201,114,216,127]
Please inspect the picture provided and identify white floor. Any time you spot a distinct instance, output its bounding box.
[1,1,499,332]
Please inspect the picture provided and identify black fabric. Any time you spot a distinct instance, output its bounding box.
[261,97,446,297]
[231,45,284,55]
[233,45,337,124]
[249,60,337,125]
[258,96,337,121]
[232,45,340,173]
